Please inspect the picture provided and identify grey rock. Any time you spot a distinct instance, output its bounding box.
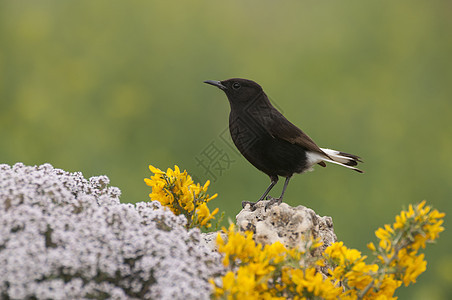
[237,201,337,255]
[202,200,337,276]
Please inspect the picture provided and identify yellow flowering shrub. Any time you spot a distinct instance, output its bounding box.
[211,224,343,300]
[212,201,445,300]
[324,200,444,299]
[144,165,220,230]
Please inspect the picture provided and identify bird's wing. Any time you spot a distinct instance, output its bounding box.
[265,108,328,157]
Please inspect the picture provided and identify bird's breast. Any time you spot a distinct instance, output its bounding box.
[229,113,269,154]
[228,111,309,177]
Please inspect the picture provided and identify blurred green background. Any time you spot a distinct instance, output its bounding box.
[1,0,451,298]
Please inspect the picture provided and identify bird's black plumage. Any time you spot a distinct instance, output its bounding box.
[204,78,363,208]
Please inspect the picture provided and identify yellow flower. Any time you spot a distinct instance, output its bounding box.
[145,164,220,229]
[289,267,342,299]
[196,203,219,227]
[346,261,378,290]
[397,249,427,286]
[311,238,323,249]
[148,164,164,174]
[424,209,445,240]
[222,271,236,292]
[372,274,402,299]
[217,224,259,266]
[340,291,358,300]
[324,242,382,296]
[324,241,365,266]
[393,210,407,230]
[367,242,376,252]
[365,201,444,294]
[212,201,444,300]
[375,226,393,252]
[213,224,327,299]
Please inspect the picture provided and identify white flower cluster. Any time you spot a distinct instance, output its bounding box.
[0,163,223,299]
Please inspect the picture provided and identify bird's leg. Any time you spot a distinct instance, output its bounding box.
[279,175,292,201]
[258,175,279,202]
[242,176,278,209]
[265,176,292,210]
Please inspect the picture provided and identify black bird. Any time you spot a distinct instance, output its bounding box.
[204,78,363,208]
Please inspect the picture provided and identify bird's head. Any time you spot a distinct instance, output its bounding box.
[204,78,264,105]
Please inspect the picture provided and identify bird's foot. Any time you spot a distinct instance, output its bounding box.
[242,197,283,211]
[242,200,258,210]
[264,197,283,211]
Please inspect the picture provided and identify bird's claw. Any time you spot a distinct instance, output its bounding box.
[242,197,283,211]
[264,197,282,211]
[242,201,257,210]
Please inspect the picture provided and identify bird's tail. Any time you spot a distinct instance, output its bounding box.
[320,148,364,173]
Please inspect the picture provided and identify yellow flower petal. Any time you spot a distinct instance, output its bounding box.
[149,164,164,174]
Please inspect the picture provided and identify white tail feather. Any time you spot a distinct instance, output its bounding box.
[321,148,352,164]
[319,148,363,173]
[321,158,361,172]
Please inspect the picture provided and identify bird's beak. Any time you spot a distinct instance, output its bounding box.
[203,80,227,90]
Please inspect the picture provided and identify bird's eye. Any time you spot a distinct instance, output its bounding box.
[232,82,241,90]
